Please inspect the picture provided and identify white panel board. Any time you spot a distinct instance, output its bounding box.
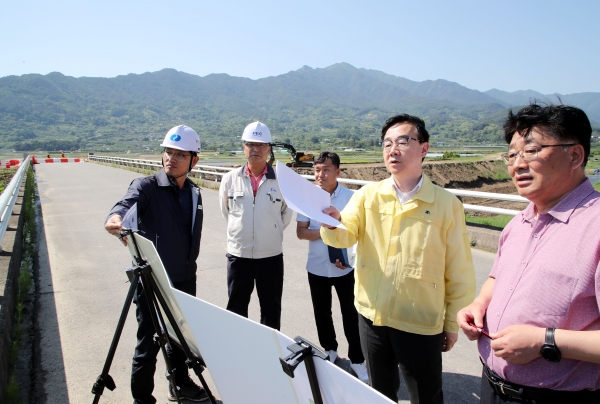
[176,291,395,404]
[175,290,301,403]
[129,233,394,404]
[126,233,201,358]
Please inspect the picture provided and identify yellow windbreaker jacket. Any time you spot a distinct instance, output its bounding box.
[321,175,475,335]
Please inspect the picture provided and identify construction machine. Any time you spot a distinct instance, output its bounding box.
[268,142,314,167]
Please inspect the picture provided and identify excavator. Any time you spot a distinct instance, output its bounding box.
[268,142,314,167]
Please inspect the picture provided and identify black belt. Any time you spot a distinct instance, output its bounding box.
[483,364,600,403]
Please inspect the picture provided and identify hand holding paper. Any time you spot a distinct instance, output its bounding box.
[320,205,342,230]
[275,162,346,230]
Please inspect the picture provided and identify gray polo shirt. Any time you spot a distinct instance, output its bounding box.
[296,183,355,278]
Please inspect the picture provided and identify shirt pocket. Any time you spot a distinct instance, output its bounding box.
[269,194,284,211]
[364,201,394,245]
[402,213,444,269]
[227,190,245,213]
[529,270,578,317]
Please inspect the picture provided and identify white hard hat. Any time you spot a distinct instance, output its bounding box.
[160,125,201,152]
[241,121,272,143]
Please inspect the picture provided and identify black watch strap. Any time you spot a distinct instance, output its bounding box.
[545,328,556,346]
[541,327,561,362]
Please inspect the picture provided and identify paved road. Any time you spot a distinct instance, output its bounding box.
[34,162,495,404]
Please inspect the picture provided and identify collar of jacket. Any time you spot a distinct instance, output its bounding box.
[239,163,276,179]
[380,175,435,204]
[156,169,196,189]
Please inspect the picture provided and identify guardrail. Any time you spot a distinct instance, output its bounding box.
[0,156,30,251]
[89,155,528,216]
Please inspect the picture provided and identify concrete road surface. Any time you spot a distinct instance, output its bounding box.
[33,162,496,403]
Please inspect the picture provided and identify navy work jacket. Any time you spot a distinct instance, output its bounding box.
[108,169,203,283]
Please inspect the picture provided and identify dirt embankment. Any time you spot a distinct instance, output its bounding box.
[296,160,528,214]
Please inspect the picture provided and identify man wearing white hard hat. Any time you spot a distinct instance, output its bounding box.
[219,121,292,330]
[105,125,208,403]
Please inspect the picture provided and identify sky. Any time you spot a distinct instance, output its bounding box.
[1,1,599,95]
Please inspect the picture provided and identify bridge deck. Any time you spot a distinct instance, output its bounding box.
[34,163,494,403]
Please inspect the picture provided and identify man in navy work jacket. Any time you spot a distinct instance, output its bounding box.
[219,121,292,330]
[105,125,207,403]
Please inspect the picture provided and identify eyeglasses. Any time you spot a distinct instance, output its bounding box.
[382,136,423,151]
[500,143,577,165]
[163,150,191,162]
[244,142,269,149]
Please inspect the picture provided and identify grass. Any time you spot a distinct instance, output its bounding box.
[466,214,513,229]
[5,375,19,404]
[489,165,511,181]
[594,182,600,191]
[0,168,18,193]
[5,166,36,404]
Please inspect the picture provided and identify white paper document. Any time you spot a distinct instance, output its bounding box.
[121,202,138,231]
[276,161,346,230]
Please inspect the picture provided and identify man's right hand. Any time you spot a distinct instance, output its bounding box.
[334,259,348,270]
[457,302,487,341]
[457,277,495,341]
[105,215,128,246]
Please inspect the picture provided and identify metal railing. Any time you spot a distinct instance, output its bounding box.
[0,156,31,251]
[89,155,528,216]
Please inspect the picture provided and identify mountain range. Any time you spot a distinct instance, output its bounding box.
[0,63,598,152]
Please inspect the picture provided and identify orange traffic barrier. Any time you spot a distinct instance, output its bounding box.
[60,158,68,163]
[5,162,10,168]
[45,159,54,163]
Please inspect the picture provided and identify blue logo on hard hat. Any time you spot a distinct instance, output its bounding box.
[170,134,181,142]
[252,132,262,136]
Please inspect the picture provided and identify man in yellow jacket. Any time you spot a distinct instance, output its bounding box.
[321,114,476,404]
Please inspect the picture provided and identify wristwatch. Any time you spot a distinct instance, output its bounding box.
[540,328,561,362]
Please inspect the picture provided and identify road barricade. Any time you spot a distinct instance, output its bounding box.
[0,160,21,168]
[31,155,83,164]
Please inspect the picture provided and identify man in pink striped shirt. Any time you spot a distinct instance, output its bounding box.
[458,104,600,403]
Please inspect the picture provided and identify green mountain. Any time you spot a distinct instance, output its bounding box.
[0,63,597,152]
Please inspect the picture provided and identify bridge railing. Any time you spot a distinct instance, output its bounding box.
[0,156,31,251]
[89,155,528,216]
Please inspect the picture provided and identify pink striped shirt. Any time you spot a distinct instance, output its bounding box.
[479,179,600,391]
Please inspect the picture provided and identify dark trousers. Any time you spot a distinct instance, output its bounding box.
[359,314,443,404]
[226,253,284,330]
[307,271,364,364]
[480,367,600,404]
[131,278,196,404]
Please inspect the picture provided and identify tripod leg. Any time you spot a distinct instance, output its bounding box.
[140,273,183,404]
[91,273,139,404]
[304,354,324,404]
[144,274,218,404]
[189,362,218,404]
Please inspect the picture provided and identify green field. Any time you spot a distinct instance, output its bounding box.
[466,214,513,229]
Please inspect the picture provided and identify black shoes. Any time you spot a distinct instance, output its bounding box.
[167,380,209,402]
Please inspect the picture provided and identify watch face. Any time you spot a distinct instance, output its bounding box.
[541,345,561,362]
